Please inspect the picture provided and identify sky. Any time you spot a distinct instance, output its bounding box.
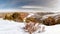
[0,0,60,11]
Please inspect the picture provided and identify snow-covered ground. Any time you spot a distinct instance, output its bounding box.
[0,18,60,34]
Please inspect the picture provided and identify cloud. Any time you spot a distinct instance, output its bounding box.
[0,0,59,11]
[0,0,57,7]
[20,0,60,11]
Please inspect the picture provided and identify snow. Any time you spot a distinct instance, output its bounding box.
[0,18,60,34]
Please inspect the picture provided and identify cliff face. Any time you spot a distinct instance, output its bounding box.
[0,12,60,26]
[3,12,29,22]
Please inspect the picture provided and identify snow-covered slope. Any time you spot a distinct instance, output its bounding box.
[0,18,60,34]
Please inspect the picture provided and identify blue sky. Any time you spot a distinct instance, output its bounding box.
[0,0,60,11]
[0,0,35,8]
